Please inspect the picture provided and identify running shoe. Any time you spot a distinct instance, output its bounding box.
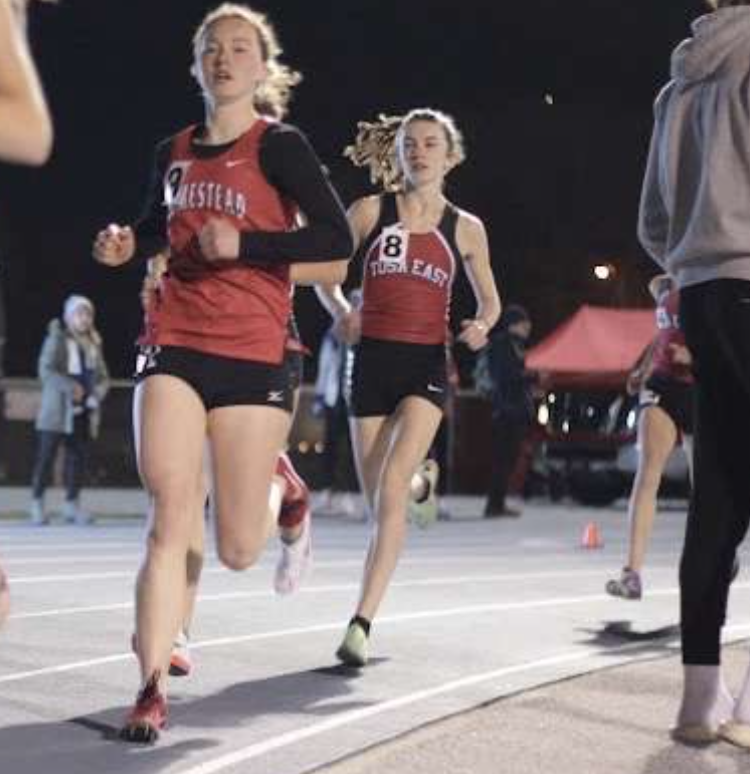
[169,630,192,678]
[335,621,369,667]
[605,567,643,600]
[29,499,49,526]
[63,500,94,526]
[276,452,310,526]
[408,459,440,529]
[274,511,312,595]
[120,673,167,744]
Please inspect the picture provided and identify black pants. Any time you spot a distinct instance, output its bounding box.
[31,415,90,502]
[679,280,750,665]
[484,414,528,515]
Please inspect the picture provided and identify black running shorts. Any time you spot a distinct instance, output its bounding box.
[639,373,693,435]
[347,337,447,417]
[134,345,293,413]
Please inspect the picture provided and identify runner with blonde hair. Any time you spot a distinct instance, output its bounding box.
[93,3,352,742]
[319,108,501,666]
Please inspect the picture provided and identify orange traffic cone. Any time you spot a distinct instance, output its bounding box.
[581,521,603,549]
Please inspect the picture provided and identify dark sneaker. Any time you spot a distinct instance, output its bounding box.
[605,567,642,600]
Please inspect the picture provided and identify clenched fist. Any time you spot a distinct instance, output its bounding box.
[199,219,240,262]
[458,318,489,352]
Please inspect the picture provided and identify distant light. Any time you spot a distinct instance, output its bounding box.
[593,263,615,281]
[314,441,324,454]
[298,441,310,453]
[544,93,554,106]
[548,393,556,404]
[562,420,570,434]
[626,409,637,431]
[538,404,550,426]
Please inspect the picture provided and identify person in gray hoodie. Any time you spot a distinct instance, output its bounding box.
[638,0,750,747]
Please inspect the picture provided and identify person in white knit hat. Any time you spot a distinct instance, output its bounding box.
[29,294,109,525]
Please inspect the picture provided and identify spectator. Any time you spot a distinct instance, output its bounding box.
[481,304,534,517]
[29,295,109,525]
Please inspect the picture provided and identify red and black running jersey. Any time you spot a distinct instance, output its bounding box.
[651,288,692,383]
[137,119,352,364]
[359,194,460,345]
[142,119,295,363]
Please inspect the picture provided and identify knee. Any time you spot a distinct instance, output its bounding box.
[217,540,263,572]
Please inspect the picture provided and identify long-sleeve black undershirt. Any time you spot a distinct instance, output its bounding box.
[133,122,353,265]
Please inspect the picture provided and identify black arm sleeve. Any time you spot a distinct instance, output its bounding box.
[132,139,171,261]
[239,124,354,265]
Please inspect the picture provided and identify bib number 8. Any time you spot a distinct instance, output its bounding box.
[378,225,409,266]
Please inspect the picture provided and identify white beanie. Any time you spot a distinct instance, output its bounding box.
[63,294,94,325]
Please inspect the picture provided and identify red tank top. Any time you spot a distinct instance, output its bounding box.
[360,194,459,345]
[650,288,692,383]
[142,119,297,364]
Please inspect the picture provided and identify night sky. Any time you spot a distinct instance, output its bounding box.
[0,0,709,379]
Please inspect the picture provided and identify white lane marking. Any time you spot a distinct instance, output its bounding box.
[7,569,678,620]
[4,584,750,684]
[0,542,141,552]
[4,549,687,584]
[174,622,750,774]
[3,555,144,566]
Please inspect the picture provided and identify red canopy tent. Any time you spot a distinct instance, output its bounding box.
[526,305,656,389]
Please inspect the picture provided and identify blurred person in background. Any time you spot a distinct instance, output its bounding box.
[29,295,110,525]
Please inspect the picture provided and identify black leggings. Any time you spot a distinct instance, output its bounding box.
[679,280,750,665]
[31,415,90,502]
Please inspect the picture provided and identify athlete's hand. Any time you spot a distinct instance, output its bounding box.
[141,250,170,311]
[335,309,361,346]
[199,219,240,262]
[669,343,692,366]
[93,224,135,266]
[458,318,489,351]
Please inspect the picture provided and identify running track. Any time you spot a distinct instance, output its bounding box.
[1,499,748,774]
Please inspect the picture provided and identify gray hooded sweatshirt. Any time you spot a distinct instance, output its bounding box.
[638,7,750,288]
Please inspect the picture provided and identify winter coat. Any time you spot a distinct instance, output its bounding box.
[35,319,110,437]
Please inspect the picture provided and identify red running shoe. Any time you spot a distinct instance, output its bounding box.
[120,673,168,744]
[275,452,310,530]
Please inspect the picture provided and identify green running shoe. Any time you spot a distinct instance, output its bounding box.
[336,622,369,667]
[408,459,440,529]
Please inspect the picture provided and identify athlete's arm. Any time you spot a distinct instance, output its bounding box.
[0,0,53,165]
[312,196,378,343]
[93,140,171,267]
[290,261,348,286]
[201,125,354,265]
[455,212,502,351]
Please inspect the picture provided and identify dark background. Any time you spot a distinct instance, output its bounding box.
[0,0,708,380]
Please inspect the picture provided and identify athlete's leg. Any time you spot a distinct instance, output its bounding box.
[349,413,396,515]
[354,397,443,621]
[208,405,291,571]
[132,376,206,692]
[626,405,677,571]
[606,405,676,600]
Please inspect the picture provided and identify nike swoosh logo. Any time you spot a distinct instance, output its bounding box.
[226,159,252,168]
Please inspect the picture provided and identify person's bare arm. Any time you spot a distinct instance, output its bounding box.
[455,211,502,351]
[290,260,348,287]
[0,0,54,165]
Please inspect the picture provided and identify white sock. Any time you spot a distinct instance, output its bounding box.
[677,665,733,727]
